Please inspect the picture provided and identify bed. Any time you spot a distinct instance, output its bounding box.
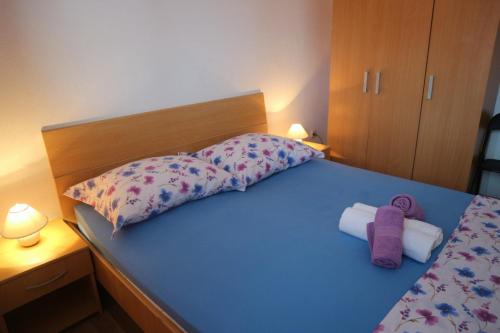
[42,92,478,332]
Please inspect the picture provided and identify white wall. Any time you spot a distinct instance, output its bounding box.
[0,0,332,218]
[480,86,500,197]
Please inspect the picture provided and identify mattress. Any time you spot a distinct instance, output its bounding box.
[76,159,472,333]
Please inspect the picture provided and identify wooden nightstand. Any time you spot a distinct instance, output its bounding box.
[303,141,331,160]
[0,219,101,333]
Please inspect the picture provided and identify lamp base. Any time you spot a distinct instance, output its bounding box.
[18,232,40,247]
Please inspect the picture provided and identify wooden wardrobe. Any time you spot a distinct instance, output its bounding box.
[328,0,500,191]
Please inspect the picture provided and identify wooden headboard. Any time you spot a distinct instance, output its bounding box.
[42,92,267,222]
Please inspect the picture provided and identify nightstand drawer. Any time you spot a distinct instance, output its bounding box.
[0,249,92,314]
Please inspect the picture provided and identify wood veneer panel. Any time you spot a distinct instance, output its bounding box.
[328,0,377,167]
[365,0,433,178]
[413,0,500,190]
[42,93,267,221]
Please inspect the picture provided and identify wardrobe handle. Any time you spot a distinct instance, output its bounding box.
[375,72,381,95]
[426,75,434,100]
[363,71,369,94]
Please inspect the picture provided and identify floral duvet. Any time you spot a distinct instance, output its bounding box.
[375,196,500,333]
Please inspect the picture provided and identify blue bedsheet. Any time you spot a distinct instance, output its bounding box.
[76,159,472,333]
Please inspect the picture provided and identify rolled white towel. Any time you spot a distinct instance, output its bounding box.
[351,203,378,215]
[339,207,373,241]
[339,207,436,263]
[353,203,443,249]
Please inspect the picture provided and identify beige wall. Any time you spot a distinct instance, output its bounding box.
[0,0,332,218]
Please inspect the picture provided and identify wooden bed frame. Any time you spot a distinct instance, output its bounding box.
[42,92,268,332]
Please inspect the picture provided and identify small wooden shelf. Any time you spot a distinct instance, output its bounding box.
[303,141,331,160]
[4,276,98,333]
[0,219,101,333]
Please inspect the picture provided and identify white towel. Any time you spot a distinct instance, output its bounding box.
[339,207,373,241]
[353,203,443,249]
[339,207,436,263]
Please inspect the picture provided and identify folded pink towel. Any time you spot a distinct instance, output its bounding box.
[369,206,404,269]
[390,194,425,221]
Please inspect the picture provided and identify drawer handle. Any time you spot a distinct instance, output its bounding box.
[25,270,67,290]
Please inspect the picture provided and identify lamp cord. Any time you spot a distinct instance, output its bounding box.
[311,132,324,144]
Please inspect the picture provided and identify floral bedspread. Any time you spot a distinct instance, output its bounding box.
[375,196,500,333]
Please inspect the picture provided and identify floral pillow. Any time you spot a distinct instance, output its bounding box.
[65,156,242,232]
[193,133,324,188]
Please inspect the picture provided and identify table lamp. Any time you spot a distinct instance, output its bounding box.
[1,204,48,247]
[287,123,308,142]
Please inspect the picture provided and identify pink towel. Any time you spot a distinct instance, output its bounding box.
[390,194,425,221]
[368,206,404,269]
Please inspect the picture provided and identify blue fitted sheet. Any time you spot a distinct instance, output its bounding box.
[76,159,472,333]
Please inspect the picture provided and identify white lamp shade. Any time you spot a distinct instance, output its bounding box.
[287,123,308,140]
[1,204,47,239]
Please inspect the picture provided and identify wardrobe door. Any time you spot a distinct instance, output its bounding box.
[413,0,500,191]
[365,0,433,178]
[328,0,377,167]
